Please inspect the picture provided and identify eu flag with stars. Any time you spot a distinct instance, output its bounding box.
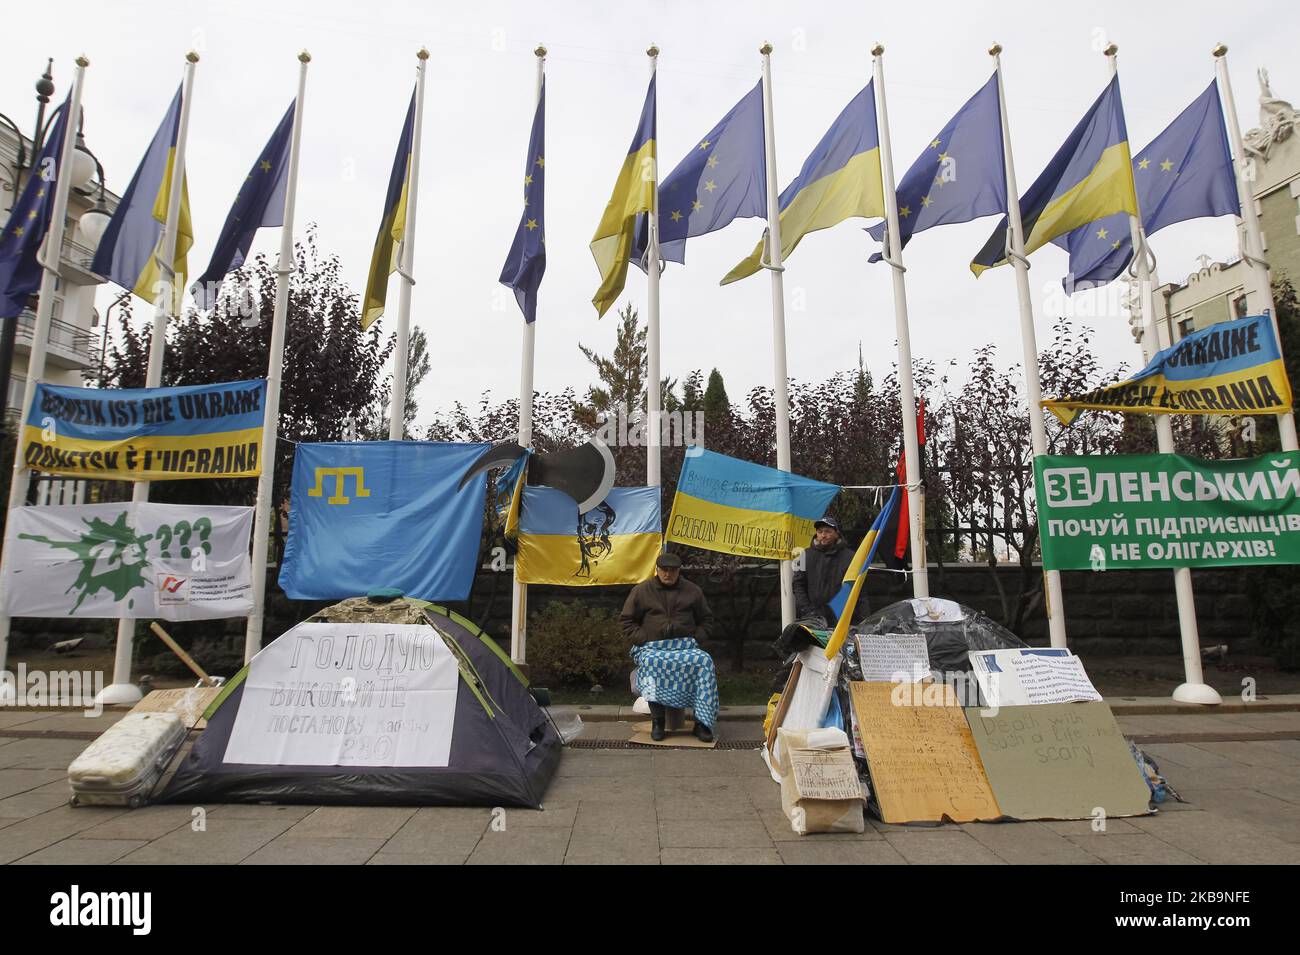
[866,73,1005,260]
[633,80,766,266]
[1055,81,1239,291]
[190,102,295,308]
[499,79,545,324]
[0,97,70,319]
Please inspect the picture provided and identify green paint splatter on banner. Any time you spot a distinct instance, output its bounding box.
[19,511,153,613]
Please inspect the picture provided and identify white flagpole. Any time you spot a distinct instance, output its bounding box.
[388,48,429,441]
[990,44,1069,649]
[1214,43,1299,452]
[0,56,91,693]
[510,43,545,666]
[645,44,662,488]
[1106,45,1219,703]
[100,51,200,705]
[872,44,929,599]
[758,43,796,629]
[244,51,310,663]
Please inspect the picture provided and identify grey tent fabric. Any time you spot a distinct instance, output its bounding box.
[160,598,561,808]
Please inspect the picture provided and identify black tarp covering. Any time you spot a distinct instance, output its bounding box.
[160,604,561,808]
[842,597,1029,678]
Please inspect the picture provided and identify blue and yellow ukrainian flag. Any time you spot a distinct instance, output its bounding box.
[665,449,840,561]
[972,75,1138,274]
[1045,313,1292,424]
[496,452,529,540]
[824,485,899,658]
[91,86,194,305]
[723,81,883,284]
[362,89,416,329]
[590,75,656,317]
[515,486,661,586]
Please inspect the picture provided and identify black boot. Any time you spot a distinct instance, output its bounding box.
[692,721,714,743]
[649,702,666,741]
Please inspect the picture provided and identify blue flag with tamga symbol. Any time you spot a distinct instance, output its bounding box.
[280,441,491,602]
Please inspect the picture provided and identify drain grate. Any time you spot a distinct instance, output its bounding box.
[567,738,764,751]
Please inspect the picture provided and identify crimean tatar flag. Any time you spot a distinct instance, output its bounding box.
[972,75,1138,275]
[723,81,883,285]
[590,75,657,317]
[362,88,417,329]
[91,86,194,305]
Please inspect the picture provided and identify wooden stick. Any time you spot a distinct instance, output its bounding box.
[148,622,216,686]
[766,660,802,755]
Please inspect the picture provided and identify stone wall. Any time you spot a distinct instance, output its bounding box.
[8,560,1262,664]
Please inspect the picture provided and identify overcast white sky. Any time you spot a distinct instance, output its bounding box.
[6,0,1296,430]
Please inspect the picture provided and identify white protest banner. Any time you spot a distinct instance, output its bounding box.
[856,632,931,682]
[967,648,1101,707]
[223,622,460,768]
[3,502,253,620]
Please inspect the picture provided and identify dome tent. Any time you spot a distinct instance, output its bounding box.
[161,596,561,808]
[845,596,1029,678]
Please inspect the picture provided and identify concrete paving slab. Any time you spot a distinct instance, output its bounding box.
[774,840,906,865]
[883,830,1007,864]
[1128,809,1300,864]
[242,836,386,865]
[13,838,148,865]
[0,769,66,801]
[658,818,773,849]
[661,847,782,865]
[115,817,299,865]
[76,805,198,841]
[284,806,416,840]
[964,822,1105,865]
[466,828,570,865]
[1063,833,1205,865]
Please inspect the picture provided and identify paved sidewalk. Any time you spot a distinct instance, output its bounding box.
[1,710,1298,864]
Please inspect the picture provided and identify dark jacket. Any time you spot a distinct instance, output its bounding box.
[794,537,870,625]
[620,575,714,646]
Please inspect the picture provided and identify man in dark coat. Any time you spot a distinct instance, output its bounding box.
[793,516,869,628]
[621,552,718,742]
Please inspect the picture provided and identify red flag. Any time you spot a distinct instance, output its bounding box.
[894,398,926,560]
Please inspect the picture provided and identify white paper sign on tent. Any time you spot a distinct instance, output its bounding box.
[967,648,1100,708]
[223,622,460,768]
[856,633,931,682]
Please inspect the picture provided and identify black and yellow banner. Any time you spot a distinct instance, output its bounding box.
[1045,314,1293,425]
[23,380,265,481]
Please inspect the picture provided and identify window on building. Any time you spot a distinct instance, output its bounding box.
[1178,317,1194,339]
[1233,294,1249,318]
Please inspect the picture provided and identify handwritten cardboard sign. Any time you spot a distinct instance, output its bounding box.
[849,681,1001,824]
[965,702,1151,819]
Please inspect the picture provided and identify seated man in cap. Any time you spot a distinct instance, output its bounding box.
[620,552,718,742]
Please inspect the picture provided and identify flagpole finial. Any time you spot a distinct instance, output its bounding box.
[298,50,312,63]
[186,50,200,63]
[988,42,1002,57]
[417,47,429,61]
[871,43,884,57]
[1103,42,1118,58]
[647,44,659,58]
[760,42,773,55]
[76,55,89,67]
[1212,43,1228,58]
[535,44,547,58]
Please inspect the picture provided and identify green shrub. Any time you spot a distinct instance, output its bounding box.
[1247,565,1300,670]
[527,600,630,687]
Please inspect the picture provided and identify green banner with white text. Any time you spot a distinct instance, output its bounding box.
[1035,451,1300,570]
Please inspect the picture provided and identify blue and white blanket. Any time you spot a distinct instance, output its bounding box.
[631,637,719,730]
